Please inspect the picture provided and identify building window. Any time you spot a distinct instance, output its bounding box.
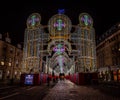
[3,46,7,51]
[7,70,10,75]
[16,60,19,67]
[17,52,20,56]
[9,58,12,62]
[10,48,13,53]
[8,62,11,66]
[1,61,4,66]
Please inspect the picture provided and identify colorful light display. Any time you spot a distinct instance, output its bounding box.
[24,74,34,85]
[53,44,65,54]
[56,55,64,73]
[28,15,40,26]
[54,19,65,31]
[81,15,92,26]
[23,12,96,74]
[27,13,41,29]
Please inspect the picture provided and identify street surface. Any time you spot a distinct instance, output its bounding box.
[43,80,120,100]
[0,80,120,100]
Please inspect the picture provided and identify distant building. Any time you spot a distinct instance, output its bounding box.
[96,23,120,80]
[0,33,23,81]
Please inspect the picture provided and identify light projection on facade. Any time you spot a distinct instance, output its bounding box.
[22,11,96,74]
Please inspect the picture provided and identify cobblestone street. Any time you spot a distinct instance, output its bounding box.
[43,80,120,100]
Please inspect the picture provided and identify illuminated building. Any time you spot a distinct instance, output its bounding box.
[0,33,23,81]
[96,23,120,81]
[22,11,96,75]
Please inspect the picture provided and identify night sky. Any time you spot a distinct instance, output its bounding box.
[0,0,120,45]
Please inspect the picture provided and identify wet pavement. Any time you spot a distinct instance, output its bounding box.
[1,80,120,100]
[43,80,120,100]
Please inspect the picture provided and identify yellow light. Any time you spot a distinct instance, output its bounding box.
[1,61,4,65]
[8,63,11,66]
[50,35,69,40]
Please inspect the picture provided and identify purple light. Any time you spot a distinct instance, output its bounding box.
[53,44,65,53]
[54,23,65,27]
[81,15,92,26]
[53,48,65,52]
[28,15,40,26]
[28,18,39,23]
[54,19,65,30]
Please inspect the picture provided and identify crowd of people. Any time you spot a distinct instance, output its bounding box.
[47,73,65,86]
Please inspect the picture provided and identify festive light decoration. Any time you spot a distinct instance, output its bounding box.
[81,15,90,26]
[23,11,96,74]
[48,13,72,36]
[79,13,93,27]
[56,55,64,73]
[28,15,40,26]
[53,44,65,54]
[54,19,65,31]
[27,13,41,29]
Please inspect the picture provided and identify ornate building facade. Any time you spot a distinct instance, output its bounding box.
[0,33,23,81]
[96,23,120,71]
[22,11,96,75]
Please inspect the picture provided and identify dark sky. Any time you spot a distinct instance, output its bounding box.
[0,0,120,45]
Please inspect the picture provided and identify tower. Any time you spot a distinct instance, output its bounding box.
[22,13,43,73]
[76,13,96,72]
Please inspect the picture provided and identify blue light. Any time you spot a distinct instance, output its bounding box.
[58,9,65,14]
[24,74,34,85]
